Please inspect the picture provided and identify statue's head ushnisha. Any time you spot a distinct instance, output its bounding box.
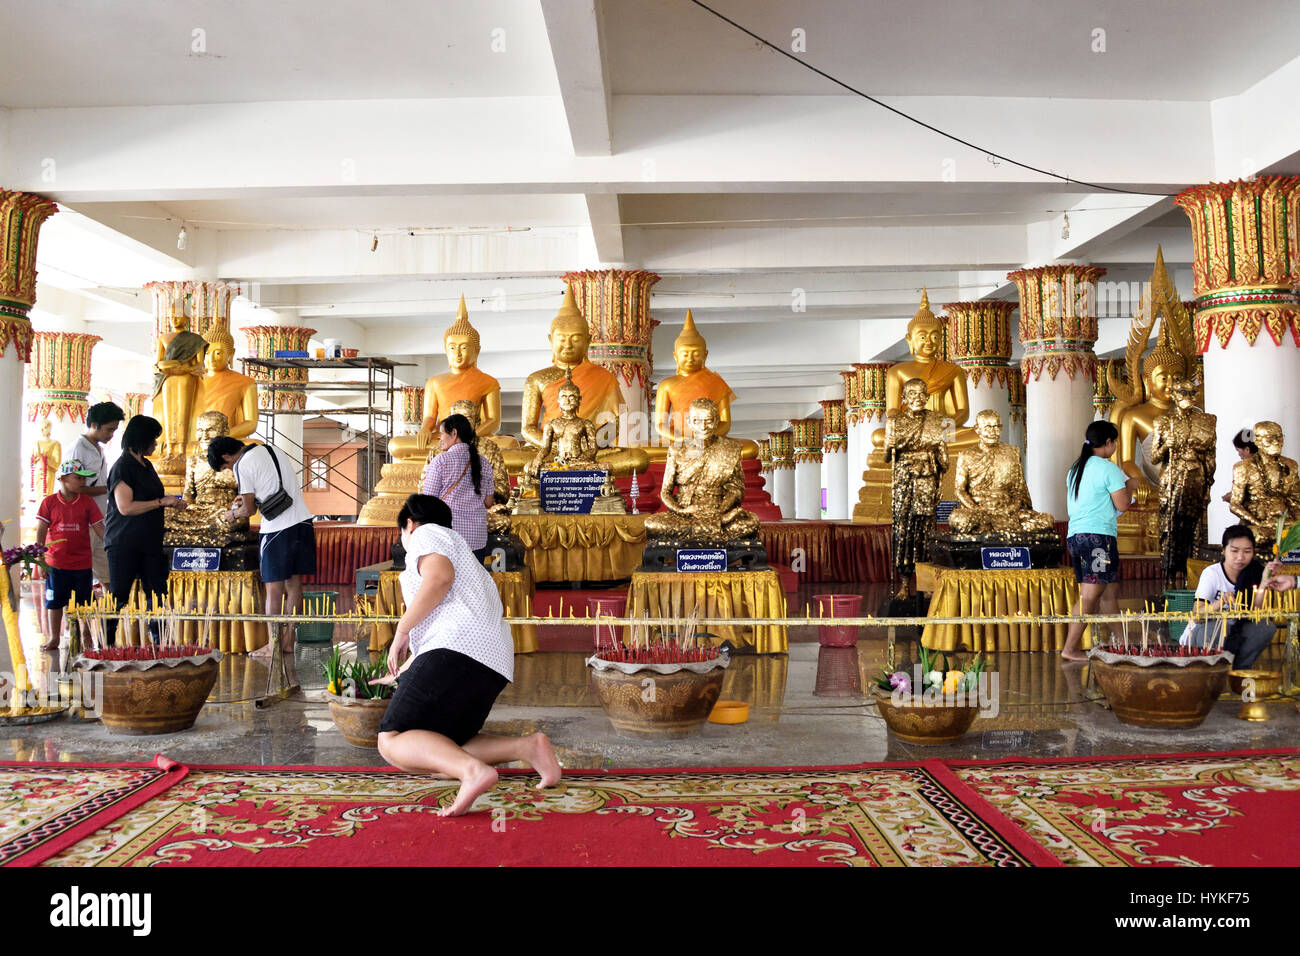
[905,289,943,362]
[549,284,591,368]
[448,399,479,428]
[1254,421,1284,458]
[901,378,929,412]
[1142,346,1187,404]
[203,326,235,373]
[557,369,581,416]
[687,398,720,442]
[674,311,708,375]
[443,294,480,372]
[974,408,1003,446]
[1170,377,1197,412]
[194,410,230,448]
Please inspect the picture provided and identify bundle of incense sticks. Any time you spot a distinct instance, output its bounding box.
[82,644,212,661]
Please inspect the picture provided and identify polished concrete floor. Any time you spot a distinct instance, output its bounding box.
[2,581,1296,770]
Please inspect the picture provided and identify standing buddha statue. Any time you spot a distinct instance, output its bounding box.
[153,309,208,463]
[887,378,950,598]
[1149,378,1216,587]
[30,420,61,499]
[196,325,259,441]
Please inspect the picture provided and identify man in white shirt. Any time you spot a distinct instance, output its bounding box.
[208,437,316,689]
[71,402,125,591]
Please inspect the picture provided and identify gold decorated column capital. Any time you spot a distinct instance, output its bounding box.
[562,269,661,395]
[0,190,59,362]
[790,418,824,464]
[1008,264,1105,382]
[854,362,890,423]
[400,386,425,430]
[145,280,236,339]
[757,437,772,472]
[943,300,1016,389]
[838,370,859,425]
[1174,177,1300,351]
[819,400,847,453]
[768,430,794,470]
[26,331,102,422]
[241,325,317,411]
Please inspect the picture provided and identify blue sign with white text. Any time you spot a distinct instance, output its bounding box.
[980,546,1031,571]
[935,500,959,525]
[676,548,728,573]
[171,547,221,572]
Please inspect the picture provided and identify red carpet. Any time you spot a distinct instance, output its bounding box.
[8,750,1296,866]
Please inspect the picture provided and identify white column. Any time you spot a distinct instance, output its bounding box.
[1204,339,1300,540]
[793,461,821,519]
[1,352,23,531]
[772,466,794,520]
[1024,368,1094,519]
[822,449,848,519]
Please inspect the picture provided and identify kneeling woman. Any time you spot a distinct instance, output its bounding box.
[376,494,561,816]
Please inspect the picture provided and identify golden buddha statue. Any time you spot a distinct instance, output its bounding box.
[1228,420,1300,552]
[30,420,60,498]
[887,379,950,598]
[390,295,504,463]
[153,309,209,464]
[196,326,259,442]
[509,284,647,478]
[948,409,1054,536]
[651,311,757,461]
[644,398,760,542]
[163,411,251,547]
[1150,378,1216,587]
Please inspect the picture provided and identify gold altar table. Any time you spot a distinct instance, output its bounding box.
[126,570,269,653]
[627,569,788,654]
[921,567,1080,653]
[510,513,646,582]
[369,568,538,655]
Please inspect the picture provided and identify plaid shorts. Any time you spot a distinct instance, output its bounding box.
[1067,533,1120,584]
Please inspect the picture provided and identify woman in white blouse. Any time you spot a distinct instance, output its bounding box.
[375,494,561,816]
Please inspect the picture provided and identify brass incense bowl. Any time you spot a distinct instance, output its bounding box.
[1228,669,1282,722]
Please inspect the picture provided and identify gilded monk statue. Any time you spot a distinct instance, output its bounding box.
[163,411,250,547]
[887,379,950,598]
[196,325,258,442]
[645,398,760,543]
[948,409,1054,536]
[1150,378,1216,587]
[512,284,647,478]
[1228,420,1300,553]
[153,309,209,462]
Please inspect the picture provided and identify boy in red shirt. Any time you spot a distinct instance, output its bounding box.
[35,459,104,652]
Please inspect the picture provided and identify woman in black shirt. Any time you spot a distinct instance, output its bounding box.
[104,416,186,643]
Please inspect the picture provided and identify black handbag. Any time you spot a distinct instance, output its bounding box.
[250,445,295,520]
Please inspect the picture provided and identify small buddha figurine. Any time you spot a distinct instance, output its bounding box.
[153,309,209,462]
[948,409,1054,536]
[163,411,251,547]
[391,295,503,462]
[1228,420,1300,552]
[524,371,602,476]
[887,378,950,598]
[196,325,259,442]
[513,284,647,478]
[1150,378,1216,587]
[645,398,760,542]
[30,420,61,498]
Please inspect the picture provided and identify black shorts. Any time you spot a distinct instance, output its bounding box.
[1067,533,1121,585]
[379,648,508,745]
[259,520,317,583]
[44,566,94,610]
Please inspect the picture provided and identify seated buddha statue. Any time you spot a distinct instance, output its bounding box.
[948,410,1054,536]
[644,398,760,543]
[196,325,259,442]
[1228,420,1300,552]
[163,411,251,547]
[390,295,508,462]
[506,284,647,478]
[650,311,756,462]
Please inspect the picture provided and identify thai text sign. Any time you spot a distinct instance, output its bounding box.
[539,470,606,514]
[172,547,221,572]
[935,500,959,525]
[676,548,727,573]
[980,546,1031,570]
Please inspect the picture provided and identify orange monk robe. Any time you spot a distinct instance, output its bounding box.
[541,360,620,424]
[911,361,964,415]
[429,367,500,421]
[199,370,258,435]
[661,368,737,414]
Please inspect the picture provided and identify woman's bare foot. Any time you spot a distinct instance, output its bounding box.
[440,764,498,817]
[39,639,58,652]
[527,732,563,789]
[248,644,274,660]
[1060,652,1089,663]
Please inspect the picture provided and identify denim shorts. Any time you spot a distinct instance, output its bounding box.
[1067,533,1120,585]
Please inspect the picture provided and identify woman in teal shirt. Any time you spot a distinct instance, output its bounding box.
[1062,421,1137,661]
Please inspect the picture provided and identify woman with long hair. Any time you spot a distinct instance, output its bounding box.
[103,415,188,643]
[420,413,494,560]
[1062,420,1137,661]
[374,494,560,816]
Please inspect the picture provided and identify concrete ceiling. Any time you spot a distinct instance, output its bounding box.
[6,0,1300,439]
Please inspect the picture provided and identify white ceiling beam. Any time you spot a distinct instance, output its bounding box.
[584,192,623,263]
[539,0,613,157]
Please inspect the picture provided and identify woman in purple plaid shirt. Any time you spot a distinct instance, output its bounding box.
[420,413,494,560]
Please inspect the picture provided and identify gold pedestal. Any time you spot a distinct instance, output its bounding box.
[357,460,425,527]
[920,566,1081,653]
[1116,506,1159,555]
[370,568,537,654]
[852,449,964,524]
[627,569,788,654]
